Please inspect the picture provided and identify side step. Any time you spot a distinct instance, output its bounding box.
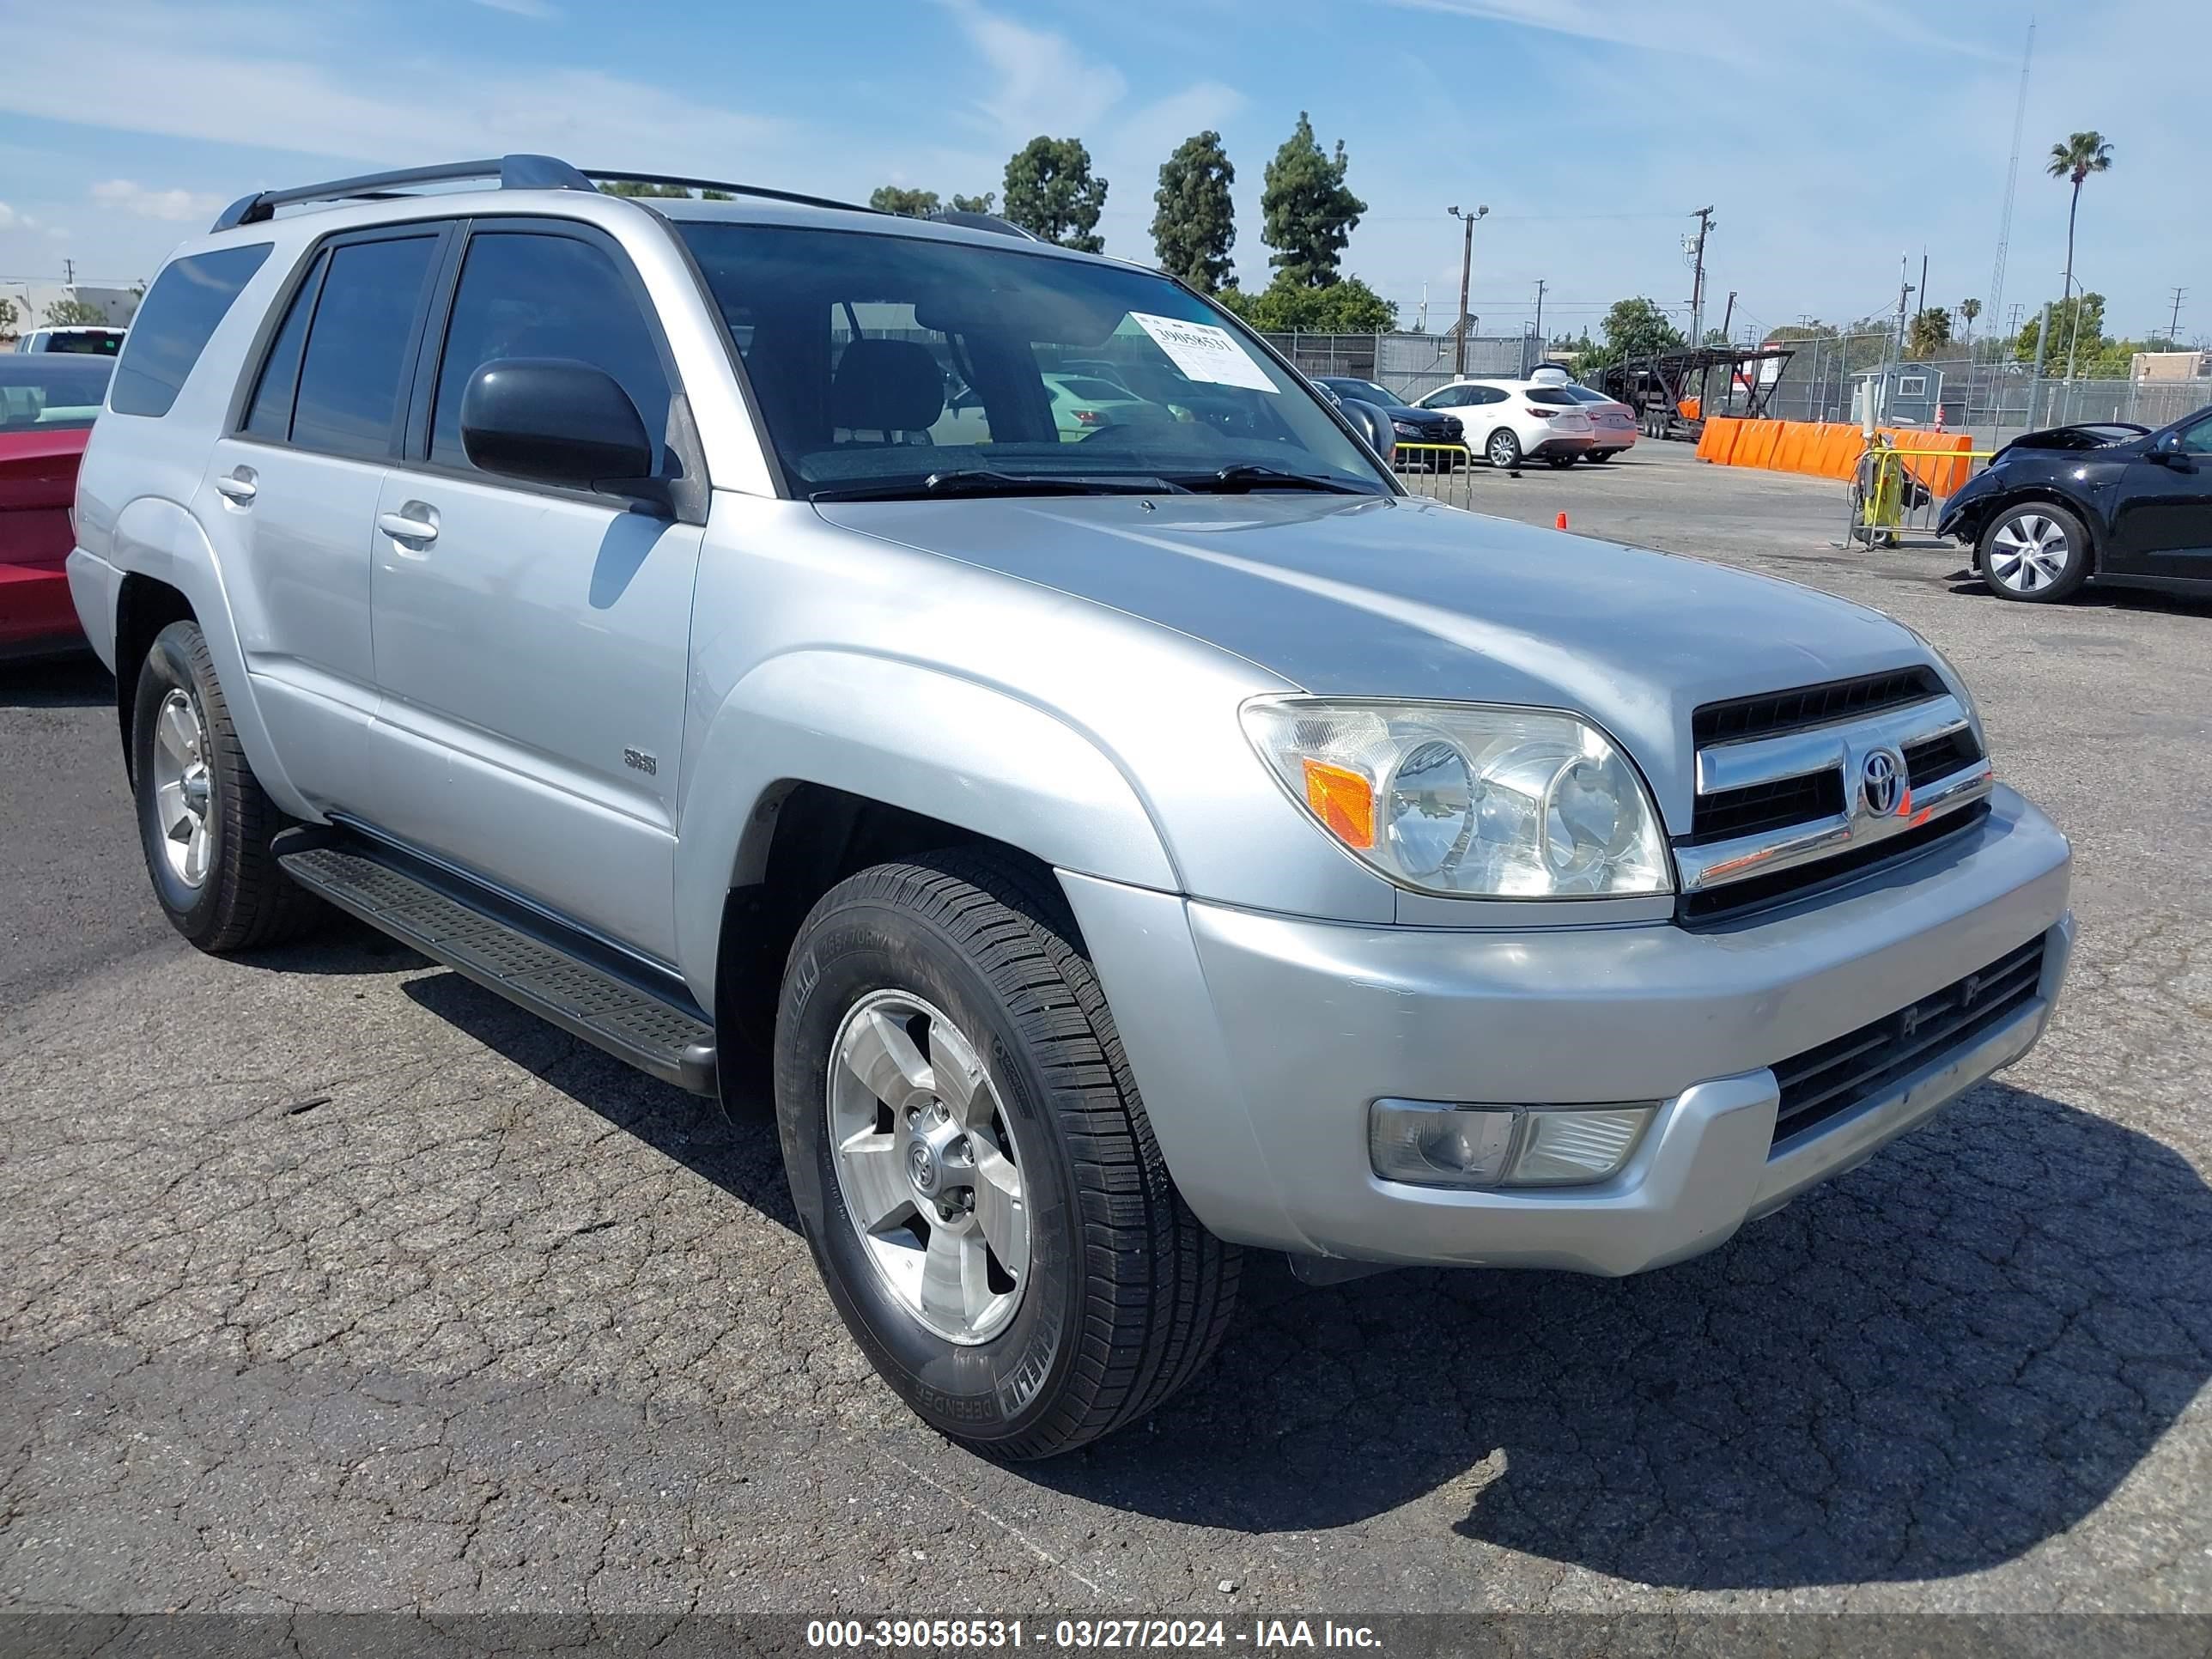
[276,830,717,1096]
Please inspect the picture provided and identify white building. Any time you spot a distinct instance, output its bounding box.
[0,282,141,343]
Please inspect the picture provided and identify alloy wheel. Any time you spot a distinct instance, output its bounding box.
[827,990,1029,1344]
[149,688,216,889]
[1987,513,2070,593]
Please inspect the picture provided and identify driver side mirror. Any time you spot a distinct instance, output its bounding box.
[459,357,669,509]
[2150,429,2191,467]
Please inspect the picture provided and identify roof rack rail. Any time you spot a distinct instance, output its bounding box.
[210,154,592,233]
[580,170,882,216]
[926,208,1037,240]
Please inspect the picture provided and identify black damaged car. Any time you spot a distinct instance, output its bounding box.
[1940,404,2212,603]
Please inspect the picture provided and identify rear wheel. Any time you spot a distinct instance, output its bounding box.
[775,849,1241,1459]
[131,619,323,951]
[1979,502,2091,603]
[1486,428,1523,469]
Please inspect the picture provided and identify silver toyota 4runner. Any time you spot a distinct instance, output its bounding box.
[70,155,2073,1459]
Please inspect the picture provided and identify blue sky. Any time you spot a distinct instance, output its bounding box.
[0,0,2199,347]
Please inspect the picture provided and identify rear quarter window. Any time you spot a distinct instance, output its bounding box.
[108,244,273,418]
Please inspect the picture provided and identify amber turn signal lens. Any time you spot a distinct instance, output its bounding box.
[1301,757,1376,850]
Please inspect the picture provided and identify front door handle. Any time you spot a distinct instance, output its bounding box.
[377,503,440,544]
[213,469,257,504]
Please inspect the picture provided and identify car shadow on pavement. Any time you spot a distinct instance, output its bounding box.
[0,654,110,708]
[1027,1079,2211,1589]
[400,967,799,1233]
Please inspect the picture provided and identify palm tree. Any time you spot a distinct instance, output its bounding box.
[2046,131,2114,380]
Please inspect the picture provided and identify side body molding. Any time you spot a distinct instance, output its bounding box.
[671,648,1180,1006]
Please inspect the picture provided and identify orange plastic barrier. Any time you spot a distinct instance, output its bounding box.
[1679,397,1700,422]
[1698,417,1971,493]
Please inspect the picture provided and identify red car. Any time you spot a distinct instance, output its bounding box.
[0,354,111,659]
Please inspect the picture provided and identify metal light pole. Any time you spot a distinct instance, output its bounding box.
[1449,204,1486,375]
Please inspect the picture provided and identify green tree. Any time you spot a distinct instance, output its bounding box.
[1905,306,1953,359]
[1599,296,1685,360]
[0,296,16,337]
[1215,274,1395,332]
[1260,112,1364,288]
[43,298,108,326]
[2046,131,2114,373]
[1151,131,1236,293]
[1002,137,1108,252]
[2015,293,2106,362]
[948,191,996,214]
[1957,297,1981,338]
[869,185,941,217]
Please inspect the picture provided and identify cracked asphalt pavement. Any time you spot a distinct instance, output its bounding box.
[2,444,2208,1619]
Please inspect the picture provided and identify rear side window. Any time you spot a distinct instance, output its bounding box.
[428,230,672,474]
[108,244,271,417]
[290,235,441,461]
[243,251,327,441]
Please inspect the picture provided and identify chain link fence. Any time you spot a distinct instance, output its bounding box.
[1681,331,2209,443]
[1256,331,1543,404]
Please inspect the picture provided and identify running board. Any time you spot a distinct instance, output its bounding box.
[275,830,717,1096]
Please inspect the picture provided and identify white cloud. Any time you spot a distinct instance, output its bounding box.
[471,0,556,15]
[0,201,17,229]
[91,179,226,222]
[939,0,1128,141]
[0,8,793,176]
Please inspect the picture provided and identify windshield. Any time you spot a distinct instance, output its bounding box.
[678,222,1390,499]
[1327,379,1395,406]
[0,356,112,431]
[40,330,126,356]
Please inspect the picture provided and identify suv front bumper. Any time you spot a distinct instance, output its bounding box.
[1060,784,2071,1276]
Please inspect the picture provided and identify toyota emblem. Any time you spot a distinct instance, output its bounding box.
[1861,749,1903,817]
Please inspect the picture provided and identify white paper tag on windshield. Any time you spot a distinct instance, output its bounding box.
[1127,313,1278,393]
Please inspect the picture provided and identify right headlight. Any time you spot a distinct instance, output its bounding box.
[1241,697,1673,898]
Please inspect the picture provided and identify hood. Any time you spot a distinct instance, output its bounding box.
[815,492,1935,830]
[1996,421,2148,456]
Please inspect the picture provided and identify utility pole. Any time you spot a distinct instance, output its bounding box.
[1533,278,1547,345]
[1449,204,1486,374]
[62,257,74,286]
[1986,21,2033,372]
[1686,206,1714,346]
[2169,286,2187,341]
[1918,250,1929,337]
[1893,252,1916,360]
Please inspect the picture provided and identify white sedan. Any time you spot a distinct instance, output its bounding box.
[1413,378,1595,469]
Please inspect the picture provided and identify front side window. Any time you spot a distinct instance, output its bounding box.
[289,235,440,461]
[0,356,113,431]
[678,222,1389,499]
[429,231,674,474]
[109,243,271,418]
[2178,415,2212,456]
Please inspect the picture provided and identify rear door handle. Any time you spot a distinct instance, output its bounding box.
[377,504,440,544]
[213,469,257,504]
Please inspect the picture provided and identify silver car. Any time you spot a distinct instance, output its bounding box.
[68,155,2072,1460]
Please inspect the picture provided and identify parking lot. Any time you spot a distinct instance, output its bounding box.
[3,441,2208,1619]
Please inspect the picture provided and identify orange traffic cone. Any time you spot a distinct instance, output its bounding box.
[1555,511,1569,530]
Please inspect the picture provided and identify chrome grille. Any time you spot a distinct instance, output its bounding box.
[1677,668,1993,924]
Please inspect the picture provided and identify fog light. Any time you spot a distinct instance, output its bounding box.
[1369,1099,1656,1189]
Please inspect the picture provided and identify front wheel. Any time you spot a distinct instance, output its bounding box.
[1979,501,2091,603]
[1546,454,1577,469]
[131,619,323,951]
[775,850,1241,1459]
[1486,428,1523,469]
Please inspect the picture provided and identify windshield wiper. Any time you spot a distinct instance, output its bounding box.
[1174,464,1372,495]
[811,469,1186,502]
